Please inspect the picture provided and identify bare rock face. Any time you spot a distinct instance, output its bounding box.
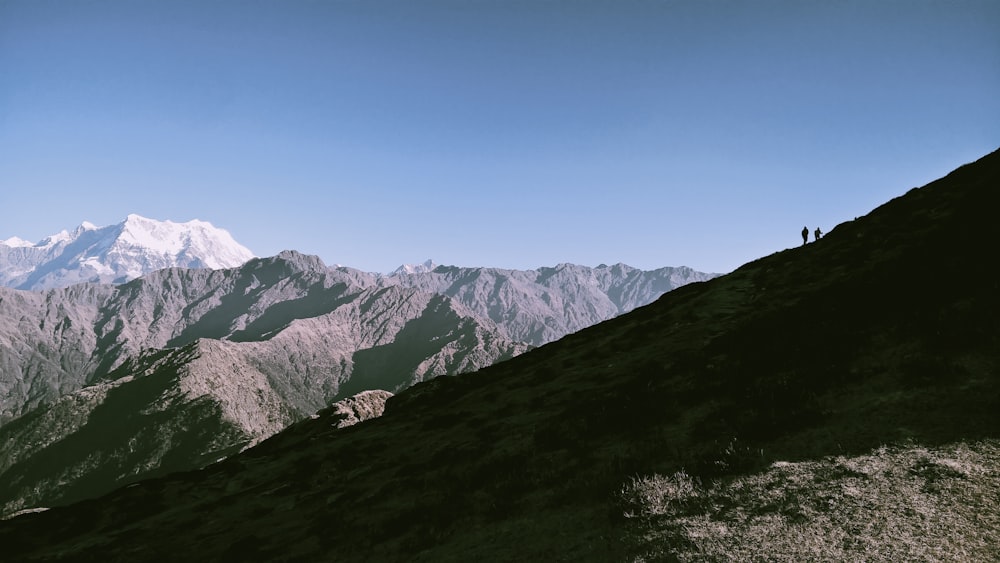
[0,283,115,421]
[320,390,393,429]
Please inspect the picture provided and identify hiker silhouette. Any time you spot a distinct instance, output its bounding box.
[801,226,809,245]
[814,227,822,241]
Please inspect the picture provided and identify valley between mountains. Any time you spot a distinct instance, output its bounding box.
[0,239,712,516]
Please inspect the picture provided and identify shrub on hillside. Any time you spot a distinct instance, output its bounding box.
[619,470,703,519]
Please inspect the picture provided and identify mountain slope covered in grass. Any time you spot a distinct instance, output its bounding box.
[0,149,997,561]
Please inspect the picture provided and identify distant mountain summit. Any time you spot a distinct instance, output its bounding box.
[0,215,255,290]
[389,259,438,276]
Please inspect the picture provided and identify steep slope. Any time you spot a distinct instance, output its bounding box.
[0,251,323,422]
[1,149,996,561]
[0,340,293,516]
[382,261,716,345]
[0,215,255,290]
[0,283,116,420]
[0,341,395,516]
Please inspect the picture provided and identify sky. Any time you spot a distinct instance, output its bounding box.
[1,0,998,274]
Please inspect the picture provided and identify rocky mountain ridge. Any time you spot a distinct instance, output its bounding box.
[379,261,714,345]
[2,215,715,348]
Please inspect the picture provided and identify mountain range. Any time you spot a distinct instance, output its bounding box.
[0,214,256,290]
[1,148,995,560]
[2,214,715,345]
[383,261,708,346]
[0,221,714,516]
[0,251,530,514]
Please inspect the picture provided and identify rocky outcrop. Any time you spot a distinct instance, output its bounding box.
[320,390,393,429]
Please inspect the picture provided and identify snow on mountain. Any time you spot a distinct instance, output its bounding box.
[0,215,255,290]
[389,259,438,276]
[0,237,34,248]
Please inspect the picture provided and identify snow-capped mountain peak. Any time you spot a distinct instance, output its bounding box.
[0,236,34,248]
[38,229,73,247]
[113,214,252,270]
[0,215,256,290]
[30,222,100,249]
[390,259,438,276]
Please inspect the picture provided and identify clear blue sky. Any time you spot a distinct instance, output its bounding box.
[2,0,998,274]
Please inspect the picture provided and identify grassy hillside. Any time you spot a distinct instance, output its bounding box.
[622,440,1000,560]
[1,148,997,561]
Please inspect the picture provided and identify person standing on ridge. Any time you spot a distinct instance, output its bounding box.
[814,227,822,241]
[802,226,809,245]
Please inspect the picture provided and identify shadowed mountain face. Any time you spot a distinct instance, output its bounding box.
[1,149,998,561]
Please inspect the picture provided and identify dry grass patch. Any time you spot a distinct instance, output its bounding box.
[623,439,1000,561]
